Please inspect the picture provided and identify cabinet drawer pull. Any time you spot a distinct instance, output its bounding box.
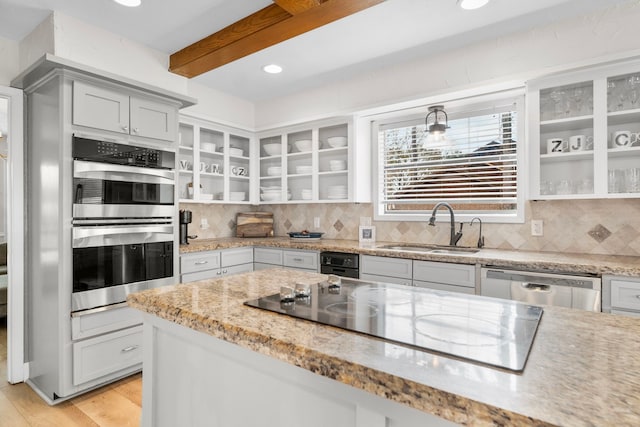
[293,257,303,262]
[121,345,138,353]
[195,260,208,265]
[635,295,640,299]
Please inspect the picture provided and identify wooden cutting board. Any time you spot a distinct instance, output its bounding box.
[236,212,274,237]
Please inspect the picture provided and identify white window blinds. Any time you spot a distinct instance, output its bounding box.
[378,100,519,215]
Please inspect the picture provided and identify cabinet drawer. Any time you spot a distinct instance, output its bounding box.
[611,280,640,311]
[413,280,476,295]
[360,273,412,287]
[413,260,475,288]
[254,262,280,271]
[283,250,318,271]
[360,255,412,280]
[221,247,253,267]
[254,248,283,265]
[73,325,142,385]
[71,304,142,340]
[180,251,221,274]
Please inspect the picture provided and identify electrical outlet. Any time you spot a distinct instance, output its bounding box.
[531,220,543,236]
[314,217,320,228]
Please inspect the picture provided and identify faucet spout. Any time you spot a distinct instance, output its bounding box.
[470,217,484,249]
[428,202,462,246]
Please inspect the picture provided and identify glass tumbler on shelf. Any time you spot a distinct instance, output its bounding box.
[608,169,625,193]
[625,168,640,193]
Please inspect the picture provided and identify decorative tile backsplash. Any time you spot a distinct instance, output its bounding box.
[181,199,640,256]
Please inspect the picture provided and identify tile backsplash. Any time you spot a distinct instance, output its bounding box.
[181,199,640,256]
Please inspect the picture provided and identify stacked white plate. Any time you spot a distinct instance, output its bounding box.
[230,192,245,201]
[261,186,282,201]
[296,165,313,174]
[200,142,216,152]
[229,147,244,157]
[329,160,346,171]
[327,185,347,199]
[301,189,312,200]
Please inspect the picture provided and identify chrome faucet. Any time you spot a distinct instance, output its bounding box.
[428,202,463,246]
[470,217,485,249]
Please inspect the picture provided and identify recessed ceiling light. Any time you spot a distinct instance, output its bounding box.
[262,64,283,74]
[457,0,489,10]
[113,0,142,7]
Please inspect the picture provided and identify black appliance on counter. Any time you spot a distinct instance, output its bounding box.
[179,209,197,245]
[320,251,359,278]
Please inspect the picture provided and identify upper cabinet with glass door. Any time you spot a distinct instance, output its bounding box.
[258,118,351,203]
[528,59,640,199]
[178,116,253,204]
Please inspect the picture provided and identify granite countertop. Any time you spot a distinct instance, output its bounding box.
[128,269,640,427]
[180,237,640,277]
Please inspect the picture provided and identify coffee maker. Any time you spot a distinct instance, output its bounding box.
[179,209,197,244]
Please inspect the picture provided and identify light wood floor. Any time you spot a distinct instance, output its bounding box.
[0,317,143,426]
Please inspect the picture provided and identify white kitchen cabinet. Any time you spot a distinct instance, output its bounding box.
[257,118,352,203]
[359,273,412,287]
[412,280,475,294]
[528,59,640,200]
[602,275,640,317]
[71,304,142,340]
[178,115,254,204]
[73,81,177,142]
[180,247,254,283]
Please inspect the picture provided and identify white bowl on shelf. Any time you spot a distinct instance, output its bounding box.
[294,139,312,152]
[200,142,216,152]
[267,166,282,176]
[229,147,244,157]
[327,136,347,148]
[230,191,245,201]
[260,192,281,201]
[263,143,281,156]
[295,165,313,174]
[329,160,346,171]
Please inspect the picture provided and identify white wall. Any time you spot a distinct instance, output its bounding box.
[254,1,640,128]
[183,81,255,130]
[0,37,19,86]
[18,14,55,75]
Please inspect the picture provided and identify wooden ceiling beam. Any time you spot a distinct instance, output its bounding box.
[169,0,385,78]
[273,0,326,15]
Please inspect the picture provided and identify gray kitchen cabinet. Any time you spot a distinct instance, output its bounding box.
[413,260,476,293]
[359,273,412,287]
[360,255,412,282]
[70,304,143,387]
[602,275,640,317]
[181,247,253,283]
[73,80,178,141]
[253,247,318,272]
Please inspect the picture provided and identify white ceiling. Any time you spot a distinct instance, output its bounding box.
[0,0,631,102]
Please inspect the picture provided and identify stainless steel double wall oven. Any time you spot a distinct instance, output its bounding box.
[71,136,176,312]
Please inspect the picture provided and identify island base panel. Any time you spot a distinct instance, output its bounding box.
[139,314,458,427]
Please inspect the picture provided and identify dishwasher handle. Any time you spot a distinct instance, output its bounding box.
[485,269,597,289]
[521,283,551,293]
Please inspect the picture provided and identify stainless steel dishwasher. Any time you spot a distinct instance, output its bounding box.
[480,268,602,312]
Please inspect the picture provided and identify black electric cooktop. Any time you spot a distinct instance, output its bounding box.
[244,278,543,371]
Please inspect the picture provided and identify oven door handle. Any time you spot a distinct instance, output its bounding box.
[73,224,174,240]
[73,160,175,183]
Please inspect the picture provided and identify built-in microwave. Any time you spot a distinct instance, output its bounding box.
[72,136,175,218]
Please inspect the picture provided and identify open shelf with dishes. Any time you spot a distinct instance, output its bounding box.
[178,115,253,203]
[528,59,640,199]
[257,118,351,203]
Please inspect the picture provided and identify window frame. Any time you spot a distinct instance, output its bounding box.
[370,89,526,224]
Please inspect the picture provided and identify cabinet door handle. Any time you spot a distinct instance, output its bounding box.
[216,270,222,275]
[635,295,640,299]
[132,127,139,134]
[121,345,138,353]
[195,260,208,265]
[222,269,228,274]
[122,125,129,132]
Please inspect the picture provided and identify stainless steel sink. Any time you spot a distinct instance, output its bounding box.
[377,244,479,254]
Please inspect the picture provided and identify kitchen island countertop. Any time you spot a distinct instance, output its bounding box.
[180,237,640,277]
[128,269,640,426]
